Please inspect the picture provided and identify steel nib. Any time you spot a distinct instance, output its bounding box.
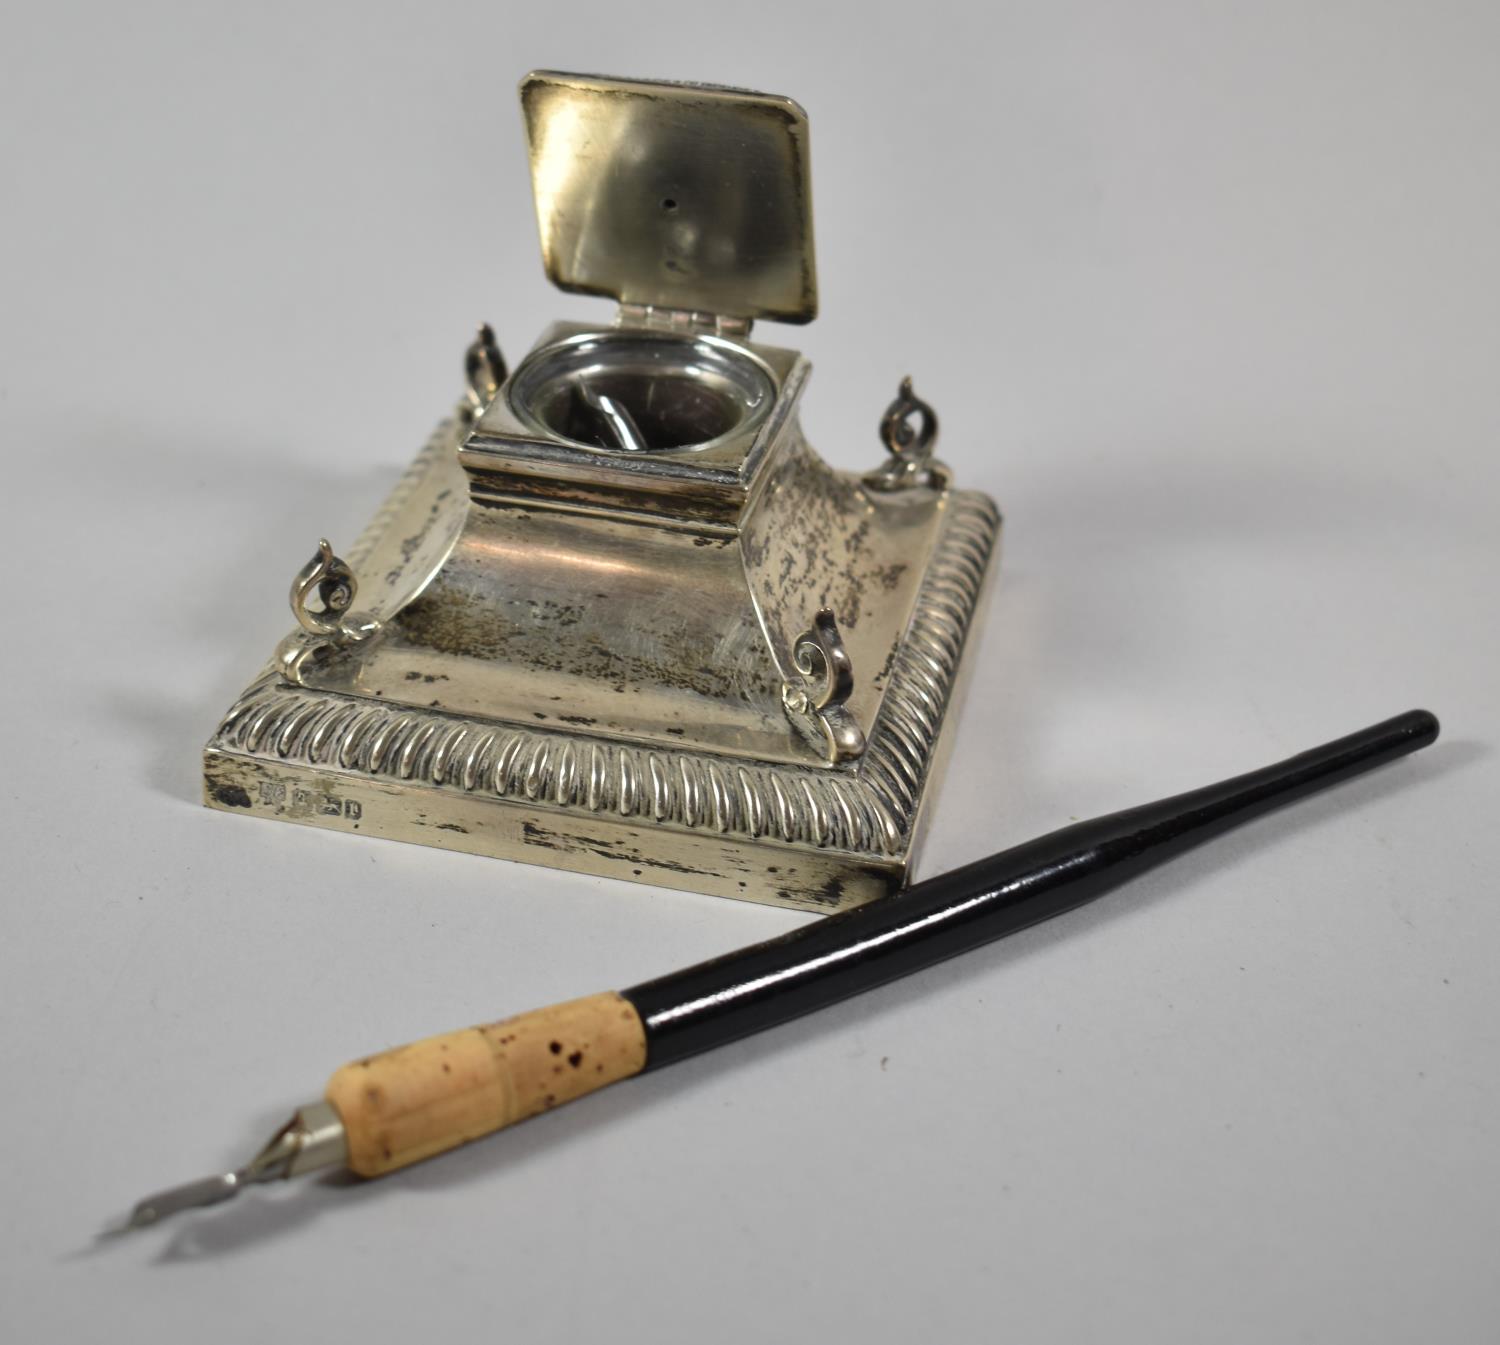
[116,1172,247,1232]
[108,1100,347,1234]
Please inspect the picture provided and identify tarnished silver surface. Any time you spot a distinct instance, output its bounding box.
[202,72,1000,910]
[204,398,998,908]
[521,71,816,325]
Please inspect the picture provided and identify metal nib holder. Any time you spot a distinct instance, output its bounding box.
[203,72,1001,911]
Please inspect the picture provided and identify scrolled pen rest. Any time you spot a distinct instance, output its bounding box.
[203,72,1000,909]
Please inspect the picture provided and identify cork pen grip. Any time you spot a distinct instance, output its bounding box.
[324,992,648,1177]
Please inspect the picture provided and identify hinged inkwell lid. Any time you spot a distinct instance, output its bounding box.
[520,71,817,327]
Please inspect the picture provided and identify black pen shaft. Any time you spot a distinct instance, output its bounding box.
[623,709,1439,1069]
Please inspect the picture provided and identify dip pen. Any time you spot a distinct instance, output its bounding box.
[119,708,1438,1230]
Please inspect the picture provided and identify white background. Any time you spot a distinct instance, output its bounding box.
[3,2,1496,1340]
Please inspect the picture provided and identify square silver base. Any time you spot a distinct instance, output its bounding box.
[204,420,999,912]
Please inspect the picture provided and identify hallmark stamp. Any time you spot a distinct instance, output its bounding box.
[259,778,361,820]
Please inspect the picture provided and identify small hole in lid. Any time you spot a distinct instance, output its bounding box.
[661,198,678,212]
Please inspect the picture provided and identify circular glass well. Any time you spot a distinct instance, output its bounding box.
[507,331,776,453]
